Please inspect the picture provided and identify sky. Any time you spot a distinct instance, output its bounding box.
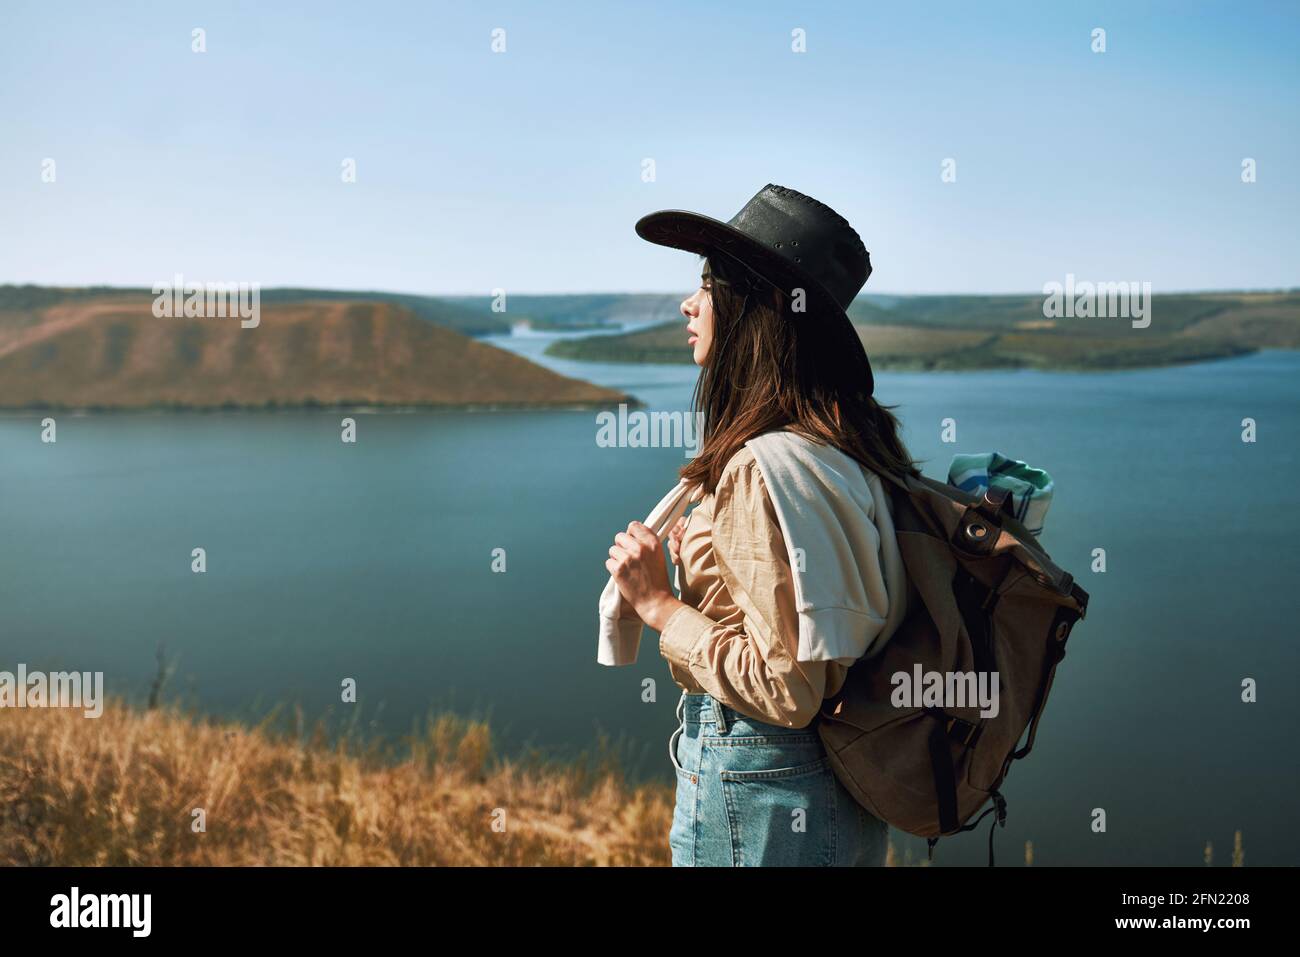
[1,0,1297,295]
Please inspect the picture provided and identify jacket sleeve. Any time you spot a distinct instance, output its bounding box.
[657,458,834,728]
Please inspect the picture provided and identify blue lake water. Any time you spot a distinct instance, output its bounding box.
[2,337,1297,866]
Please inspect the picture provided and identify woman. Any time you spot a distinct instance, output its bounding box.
[605,184,922,866]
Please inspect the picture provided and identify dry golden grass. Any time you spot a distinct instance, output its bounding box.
[8,699,1230,867]
[0,699,674,866]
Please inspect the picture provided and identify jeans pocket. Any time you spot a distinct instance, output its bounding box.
[719,756,837,866]
[668,722,684,772]
[668,721,697,866]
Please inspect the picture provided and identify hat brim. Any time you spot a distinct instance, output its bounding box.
[635,210,844,315]
[635,208,875,395]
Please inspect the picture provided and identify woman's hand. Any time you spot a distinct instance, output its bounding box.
[666,515,687,566]
[607,521,685,632]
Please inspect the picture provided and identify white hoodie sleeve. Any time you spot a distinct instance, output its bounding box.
[596,479,697,666]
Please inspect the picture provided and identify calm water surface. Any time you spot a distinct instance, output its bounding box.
[2,336,1297,865]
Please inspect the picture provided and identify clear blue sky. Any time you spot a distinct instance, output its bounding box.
[2,0,1296,295]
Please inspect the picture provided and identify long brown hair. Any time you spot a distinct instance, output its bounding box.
[680,251,920,493]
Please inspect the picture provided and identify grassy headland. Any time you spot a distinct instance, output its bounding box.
[0,295,628,411]
[0,286,686,336]
[545,291,1300,370]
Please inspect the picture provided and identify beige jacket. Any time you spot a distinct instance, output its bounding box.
[658,442,908,728]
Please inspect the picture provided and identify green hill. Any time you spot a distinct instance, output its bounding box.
[0,285,508,336]
[439,293,683,330]
[0,295,628,410]
[545,291,1300,371]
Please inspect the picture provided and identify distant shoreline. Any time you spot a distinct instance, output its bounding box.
[0,398,639,415]
[545,333,1263,372]
[5,287,1296,398]
[543,286,1300,373]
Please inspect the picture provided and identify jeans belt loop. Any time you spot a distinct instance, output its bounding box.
[712,697,728,734]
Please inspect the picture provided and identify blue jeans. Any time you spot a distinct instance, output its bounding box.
[668,691,889,866]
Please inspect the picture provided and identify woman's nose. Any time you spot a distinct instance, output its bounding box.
[680,294,697,319]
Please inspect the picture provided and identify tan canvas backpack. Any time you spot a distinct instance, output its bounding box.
[817,468,1090,865]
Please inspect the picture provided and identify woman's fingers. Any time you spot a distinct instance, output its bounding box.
[606,522,675,623]
[608,522,667,575]
[667,516,685,564]
[626,521,661,548]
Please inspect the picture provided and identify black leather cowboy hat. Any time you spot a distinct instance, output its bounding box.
[635,183,875,394]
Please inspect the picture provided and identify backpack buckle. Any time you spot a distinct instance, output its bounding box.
[947,716,983,748]
[979,486,1015,522]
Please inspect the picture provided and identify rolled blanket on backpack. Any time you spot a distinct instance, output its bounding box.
[946,452,1053,537]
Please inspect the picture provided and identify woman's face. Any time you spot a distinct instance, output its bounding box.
[681,271,714,367]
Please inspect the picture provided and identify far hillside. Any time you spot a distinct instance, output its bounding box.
[0,287,688,336]
[0,285,505,336]
[545,291,1300,371]
[439,293,683,330]
[0,295,628,410]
